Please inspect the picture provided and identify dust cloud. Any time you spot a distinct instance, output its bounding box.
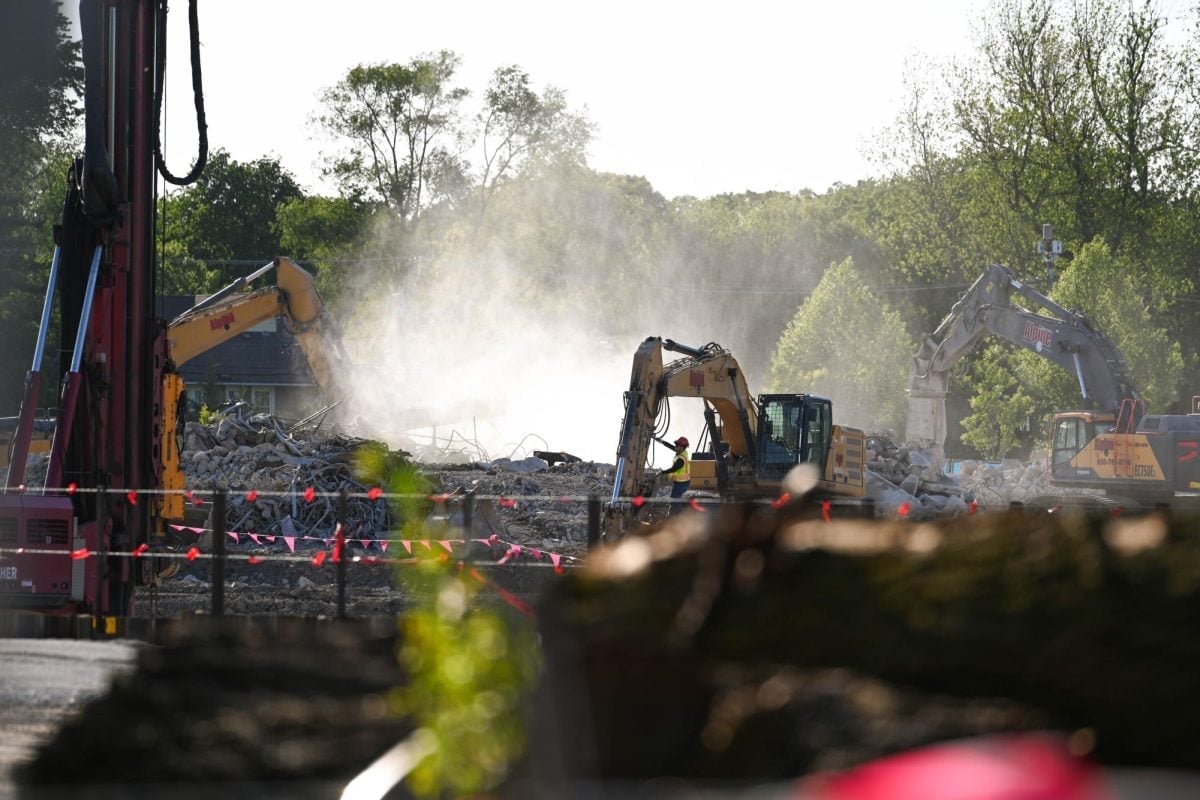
[335,248,641,465]
[322,187,867,465]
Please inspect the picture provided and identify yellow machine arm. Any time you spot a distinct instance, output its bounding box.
[158,257,348,526]
[609,338,759,506]
[167,256,348,386]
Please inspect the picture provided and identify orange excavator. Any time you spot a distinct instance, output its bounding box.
[906,262,1200,506]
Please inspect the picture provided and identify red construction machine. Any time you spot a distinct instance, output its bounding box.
[1,0,207,614]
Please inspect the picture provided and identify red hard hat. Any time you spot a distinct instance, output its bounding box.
[675,436,689,448]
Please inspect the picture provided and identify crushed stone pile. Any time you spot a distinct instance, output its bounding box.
[423,458,615,557]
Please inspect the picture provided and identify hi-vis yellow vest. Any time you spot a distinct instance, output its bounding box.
[666,449,691,483]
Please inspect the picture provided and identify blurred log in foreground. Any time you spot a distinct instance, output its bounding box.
[526,504,1200,786]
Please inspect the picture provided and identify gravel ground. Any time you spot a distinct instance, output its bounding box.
[0,641,140,800]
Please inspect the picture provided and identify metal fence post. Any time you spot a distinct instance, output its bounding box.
[463,490,475,536]
[336,489,348,620]
[587,496,600,550]
[212,489,226,617]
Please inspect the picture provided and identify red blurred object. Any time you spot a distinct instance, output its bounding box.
[803,734,1110,800]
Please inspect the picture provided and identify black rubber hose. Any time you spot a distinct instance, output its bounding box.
[154,0,208,186]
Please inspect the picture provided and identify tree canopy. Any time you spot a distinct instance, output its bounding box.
[767,259,914,433]
[0,0,80,411]
[315,51,471,220]
[159,149,303,292]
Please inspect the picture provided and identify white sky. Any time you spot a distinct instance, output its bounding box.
[113,0,987,199]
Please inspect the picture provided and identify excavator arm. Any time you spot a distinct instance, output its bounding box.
[158,257,348,525]
[167,256,348,386]
[906,263,1139,456]
[607,337,759,533]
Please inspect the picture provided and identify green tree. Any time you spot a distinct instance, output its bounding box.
[275,195,369,301]
[0,1,81,412]
[959,344,1037,459]
[159,149,303,292]
[951,0,1196,252]
[316,52,470,220]
[767,258,913,432]
[659,190,883,382]
[1050,239,1187,411]
[476,66,592,215]
[0,0,79,151]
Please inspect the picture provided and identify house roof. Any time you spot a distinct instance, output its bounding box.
[157,296,316,387]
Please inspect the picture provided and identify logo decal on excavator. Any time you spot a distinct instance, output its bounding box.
[1022,321,1053,351]
[209,313,235,331]
[689,371,704,389]
[208,309,234,328]
[1093,437,1114,455]
[1178,441,1199,463]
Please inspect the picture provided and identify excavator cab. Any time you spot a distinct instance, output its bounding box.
[1050,412,1112,469]
[755,394,832,481]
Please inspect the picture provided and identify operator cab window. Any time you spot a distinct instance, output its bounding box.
[1052,417,1087,465]
[757,396,804,479]
[805,400,832,465]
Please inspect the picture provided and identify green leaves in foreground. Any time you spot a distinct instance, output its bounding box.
[357,440,540,797]
[391,569,539,797]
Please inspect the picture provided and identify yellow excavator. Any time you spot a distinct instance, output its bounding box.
[604,337,867,538]
[0,418,54,474]
[157,256,349,524]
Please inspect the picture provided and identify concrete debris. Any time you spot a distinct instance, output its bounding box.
[181,417,393,546]
[533,450,583,466]
[183,412,617,557]
[475,456,550,474]
[424,460,614,554]
[864,432,1059,518]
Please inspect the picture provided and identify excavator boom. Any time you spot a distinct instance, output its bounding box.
[906,263,1139,456]
[167,256,348,387]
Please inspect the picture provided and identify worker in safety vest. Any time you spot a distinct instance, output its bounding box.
[655,435,691,515]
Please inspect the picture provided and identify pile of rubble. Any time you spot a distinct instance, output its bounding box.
[421,456,613,555]
[4,416,1076,539]
[181,413,612,557]
[864,432,1057,518]
[181,415,392,544]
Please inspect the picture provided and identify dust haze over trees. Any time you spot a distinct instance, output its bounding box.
[6,0,1200,461]
[768,259,913,432]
